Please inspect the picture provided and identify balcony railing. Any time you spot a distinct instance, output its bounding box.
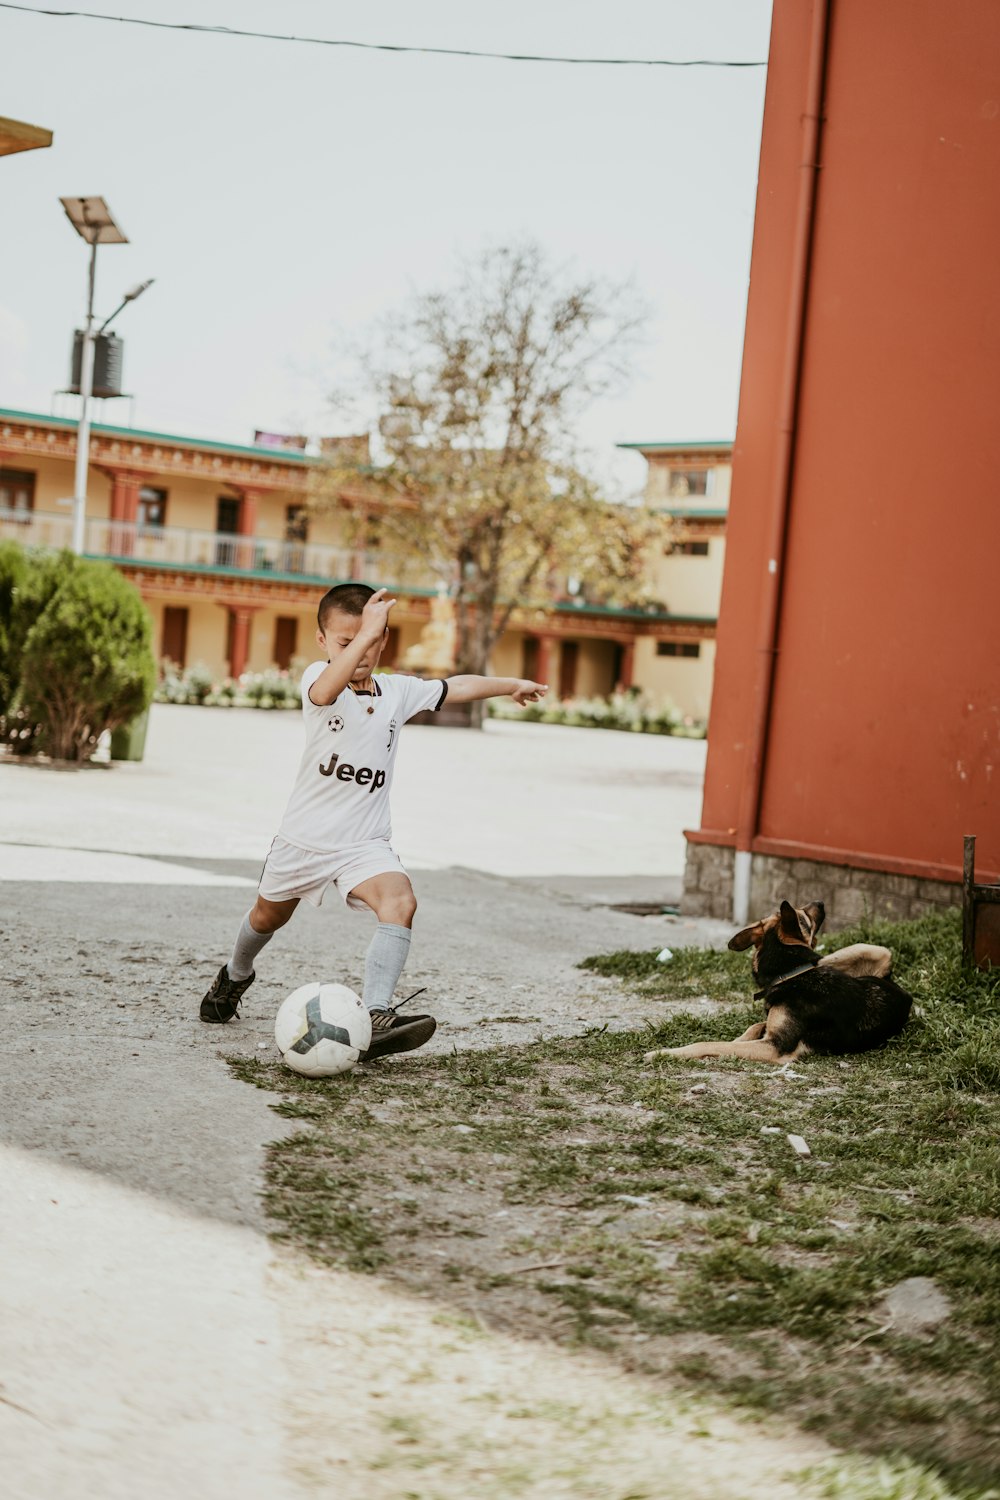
[0,508,683,621]
[0,508,439,591]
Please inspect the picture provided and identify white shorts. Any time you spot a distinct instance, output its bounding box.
[258,835,407,911]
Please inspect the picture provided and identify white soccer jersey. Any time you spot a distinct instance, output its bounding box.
[275,662,447,853]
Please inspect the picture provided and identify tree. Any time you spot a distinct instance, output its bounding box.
[311,245,663,696]
[0,540,28,717]
[11,552,156,762]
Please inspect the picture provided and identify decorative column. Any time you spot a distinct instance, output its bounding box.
[236,487,262,570]
[349,506,369,581]
[534,634,556,687]
[239,488,258,535]
[107,468,143,556]
[226,605,260,680]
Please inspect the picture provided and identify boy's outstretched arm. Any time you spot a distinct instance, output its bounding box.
[444,675,548,705]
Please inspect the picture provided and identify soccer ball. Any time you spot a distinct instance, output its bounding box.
[274,983,372,1077]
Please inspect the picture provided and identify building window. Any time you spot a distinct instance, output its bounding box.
[273,616,298,670]
[0,468,36,516]
[667,468,713,498]
[138,486,167,529]
[666,540,710,557]
[657,641,701,658]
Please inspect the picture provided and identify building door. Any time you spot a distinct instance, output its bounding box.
[162,606,189,668]
[284,505,308,573]
[558,641,579,700]
[138,486,167,530]
[273,616,298,670]
[216,496,240,566]
[384,625,400,667]
[522,637,540,682]
[610,644,625,694]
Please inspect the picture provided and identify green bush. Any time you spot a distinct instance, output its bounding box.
[11,551,156,762]
[2,548,81,753]
[488,689,706,738]
[241,668,299,709]
[0,541,29,717]
[0,545,72,726]
[183,662,213,705]
[153,663,301,709]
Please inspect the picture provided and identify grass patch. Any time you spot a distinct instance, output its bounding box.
[231,908,1000,1497]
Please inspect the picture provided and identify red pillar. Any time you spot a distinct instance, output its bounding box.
[227,606,257,680]
[349,508,368,580]
[534,634,553,687]
[108,469,142,555]
[239,489,258,535]
[237,488,261,570]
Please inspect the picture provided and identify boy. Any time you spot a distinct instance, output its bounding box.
[200,582,547,1060]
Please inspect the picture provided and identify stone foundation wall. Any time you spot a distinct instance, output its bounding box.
[682,843,960,929]
[681,842,736,920]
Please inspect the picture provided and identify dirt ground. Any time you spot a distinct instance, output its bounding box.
[0,708,842,1498]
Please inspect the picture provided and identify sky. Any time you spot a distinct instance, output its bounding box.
[1,0,772,495]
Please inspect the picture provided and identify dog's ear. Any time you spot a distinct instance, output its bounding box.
[803,901,826,942]
[728,920,764,951]
[777,900,810,945]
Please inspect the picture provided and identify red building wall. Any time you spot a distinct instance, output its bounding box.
[692,0,1000,895]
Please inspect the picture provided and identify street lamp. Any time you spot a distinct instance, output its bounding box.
[59,196,153,555]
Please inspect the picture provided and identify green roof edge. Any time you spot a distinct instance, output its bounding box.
[617,440,733,452]
[0,406,312,465]
[654,507,728,519]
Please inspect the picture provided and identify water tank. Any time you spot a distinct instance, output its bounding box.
[69,330,124,399]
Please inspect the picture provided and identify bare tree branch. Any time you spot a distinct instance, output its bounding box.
[310,242,664,677]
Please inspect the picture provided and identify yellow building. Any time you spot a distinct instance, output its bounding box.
[1,408,718,710]
[617,440,732,722]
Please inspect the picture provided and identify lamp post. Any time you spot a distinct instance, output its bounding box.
[59,197,152,555]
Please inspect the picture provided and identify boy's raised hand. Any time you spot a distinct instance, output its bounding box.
[510,680,548,705]
[361,587,397,639]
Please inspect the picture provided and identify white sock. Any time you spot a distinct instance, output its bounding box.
[363,923,412,1011]
[228,911,272,982]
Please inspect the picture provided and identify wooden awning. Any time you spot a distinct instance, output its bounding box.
[0,116,54,157]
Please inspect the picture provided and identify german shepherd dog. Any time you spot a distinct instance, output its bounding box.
[645,900,913,1065]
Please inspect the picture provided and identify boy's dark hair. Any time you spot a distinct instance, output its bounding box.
[317,582,376,632]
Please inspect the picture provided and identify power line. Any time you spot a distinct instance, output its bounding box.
[0,3,768,68]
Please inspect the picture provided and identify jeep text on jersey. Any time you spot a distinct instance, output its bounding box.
[319,751,387,793]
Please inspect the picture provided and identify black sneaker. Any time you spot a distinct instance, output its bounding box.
[362,989,437,1061]
[200,964,255,1024]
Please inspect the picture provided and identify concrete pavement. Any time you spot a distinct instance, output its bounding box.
[1,705,772,1500]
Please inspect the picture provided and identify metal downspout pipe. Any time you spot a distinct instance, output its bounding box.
[732,0,832,925]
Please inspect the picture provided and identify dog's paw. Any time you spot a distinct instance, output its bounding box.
[644,1045,693,1062]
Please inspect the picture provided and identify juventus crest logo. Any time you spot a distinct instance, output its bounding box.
[387,717,397,751]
